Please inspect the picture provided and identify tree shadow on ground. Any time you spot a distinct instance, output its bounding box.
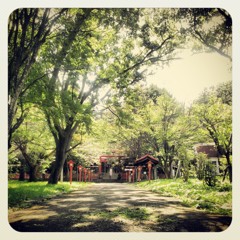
[9,183,232,232]
[10,214,125,232]
[150,213,232,232]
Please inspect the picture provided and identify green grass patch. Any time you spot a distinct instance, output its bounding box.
[95,207,150,221]
[8,180,91,209]
[135,178,232,216]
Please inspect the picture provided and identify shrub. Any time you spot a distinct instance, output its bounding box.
[196,153,208,180]
[204,162,217,187]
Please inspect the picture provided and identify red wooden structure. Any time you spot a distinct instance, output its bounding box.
[137,166,142,181]
[99,155,125,175]
[78,165,82,181]
[67,160,74,184]
[84,168,87,182]
[135,154,159,181]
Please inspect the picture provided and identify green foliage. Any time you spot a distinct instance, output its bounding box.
[191,93,232,182]
[178,148,191,182]
[105,84,197,179]
[8,180,91,209]
[177,8,232,60]
[10,107,55,180]
[136,178,232,215]
[204,162,217,187]
[216,81,232,105]
[8,8,232,185]
[8,9,67,148]
[95,207,150,221]
[195,152,208,180]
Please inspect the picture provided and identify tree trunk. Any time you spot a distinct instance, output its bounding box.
[226,154,232,183]
[48,135,71,184]
[170,160,174,178]
[226,153,232,183]
[18,144,40,182]
[228,164,232,183]
[19,159,25,181]
[28,165,39,182]
[164,166,171,179]
[175,160,181,178]
[8,92,21,149]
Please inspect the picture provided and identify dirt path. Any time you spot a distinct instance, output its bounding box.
[9,182,231,232]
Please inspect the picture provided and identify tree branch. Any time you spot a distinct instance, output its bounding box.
[21,73,48,96]
[65,142,82,153]
[194,30,232,61]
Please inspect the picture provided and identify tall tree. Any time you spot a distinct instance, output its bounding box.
[146,93,186,178]
[31,8,184,184]
[105,85,191,179]
[191,95,232,182]
[8,8,67,148]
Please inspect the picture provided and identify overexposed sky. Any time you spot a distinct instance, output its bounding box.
[146,49,232,105]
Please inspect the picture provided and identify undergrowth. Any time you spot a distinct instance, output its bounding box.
[135,178,232,216]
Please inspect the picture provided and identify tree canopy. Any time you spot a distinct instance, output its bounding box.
[8,8,232,184]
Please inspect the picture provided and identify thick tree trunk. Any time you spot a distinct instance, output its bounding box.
[18,144,40,182]
[28,165,39,182]
[48,135,71,184]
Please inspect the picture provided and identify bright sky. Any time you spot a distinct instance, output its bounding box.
[146,49,232,106]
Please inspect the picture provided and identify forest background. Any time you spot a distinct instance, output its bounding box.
[7,8,232,184]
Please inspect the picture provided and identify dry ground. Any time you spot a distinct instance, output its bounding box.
[9,182,231,232]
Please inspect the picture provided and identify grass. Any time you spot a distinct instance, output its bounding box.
[95,207,150,221]
[135,178,232,216]
[8,180,91,209]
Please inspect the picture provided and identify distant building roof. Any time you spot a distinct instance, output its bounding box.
[195,145,219,158]
[135,154,159,166]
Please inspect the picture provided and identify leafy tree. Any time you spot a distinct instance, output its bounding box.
[195,80,232,106]
[215,80,232,105]
[8,8,67,148]
[31,8,184,184]
[191,96,232,182]
[11,107,55,181]
[10,8,229,185]
[146,92,186,178]
[105,85,192,179]
[177,8,232,60]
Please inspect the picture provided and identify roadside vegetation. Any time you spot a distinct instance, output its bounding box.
[135,178,232,216]
[8,180,91,209]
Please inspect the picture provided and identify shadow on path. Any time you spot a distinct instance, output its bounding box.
[9,183,232,232]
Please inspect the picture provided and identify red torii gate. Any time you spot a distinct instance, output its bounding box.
[99,155,125,175]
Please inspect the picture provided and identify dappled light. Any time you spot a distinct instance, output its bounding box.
[9,183,231,232]
[8,7,232,233]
